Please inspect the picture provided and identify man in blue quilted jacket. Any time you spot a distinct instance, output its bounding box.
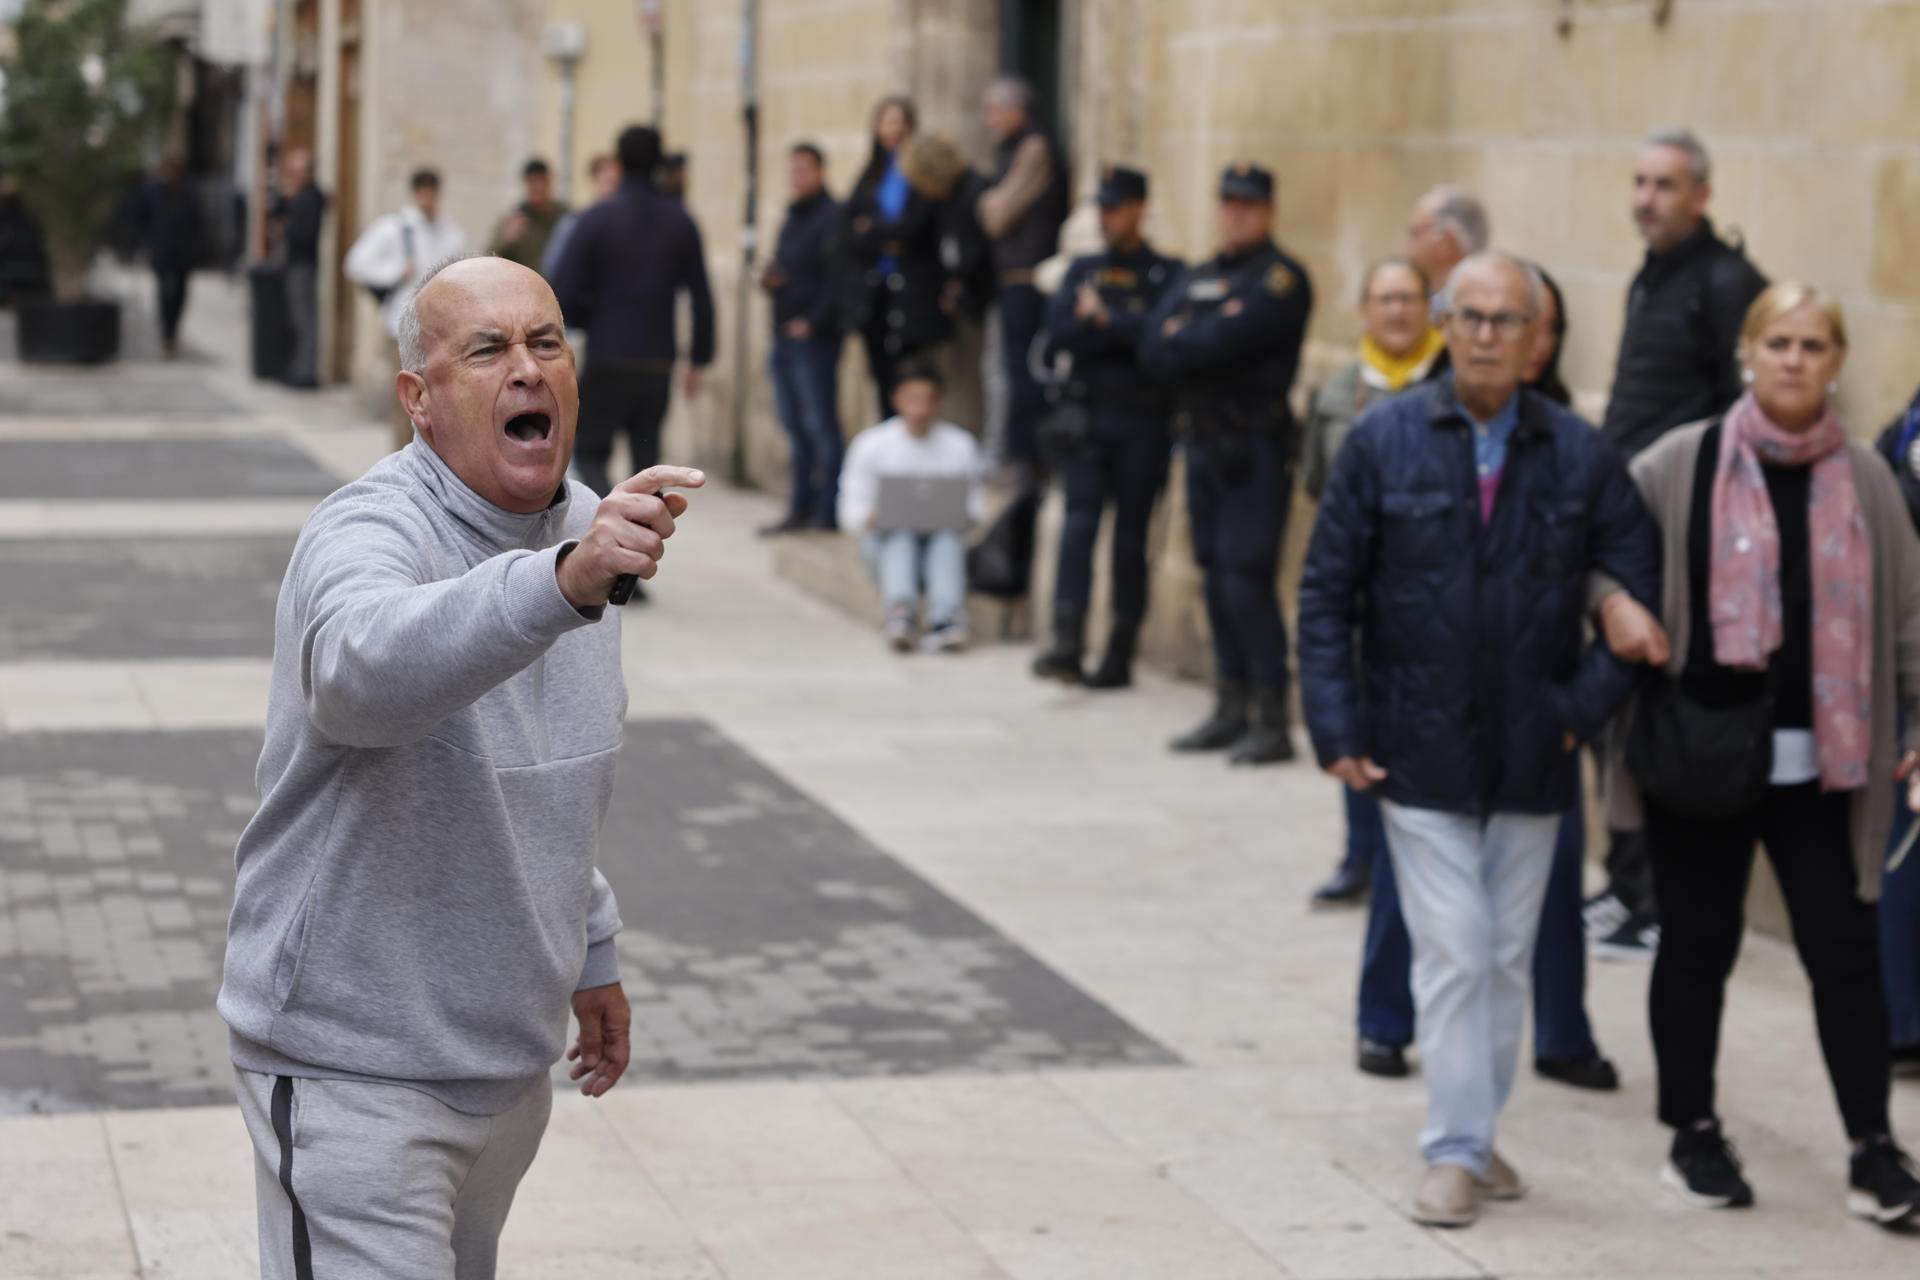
[1298,251,1661,1228]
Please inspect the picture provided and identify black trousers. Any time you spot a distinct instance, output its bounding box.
[576,360,673,497]
[1053,411,1170,624]
[1647,783,1892,1141]
[1184,432,1294,690]
[155,268,190,347]
[998,283,1046,467]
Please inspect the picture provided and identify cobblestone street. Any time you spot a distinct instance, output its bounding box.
[2,276,1917,1278]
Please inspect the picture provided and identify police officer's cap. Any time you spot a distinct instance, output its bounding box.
[1095,165,1148,207]
[1218,163,1275,203]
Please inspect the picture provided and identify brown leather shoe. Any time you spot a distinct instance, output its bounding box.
[1476,1152,1525,1201]
[1412,1163,1478,1227]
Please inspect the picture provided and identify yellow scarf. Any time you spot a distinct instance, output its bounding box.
[1360,327,1446,392]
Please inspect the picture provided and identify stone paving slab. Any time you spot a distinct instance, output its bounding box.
[0,364,240,417]
[0,721,1170,1114]
[0,536,289,660]
[0,438,338,500]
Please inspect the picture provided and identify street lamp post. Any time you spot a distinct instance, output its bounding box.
[541,22,587,204]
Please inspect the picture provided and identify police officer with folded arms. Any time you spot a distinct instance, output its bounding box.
[1142,163,1314,765]
[1031,166,1181,690]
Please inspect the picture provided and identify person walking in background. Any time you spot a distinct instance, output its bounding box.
[1589,127,1770,961]
[656,152,688,201]
[1874,381,1920,1080]
[1301,257,1444,908]
[269,147,328,387]
[540,153,619,283]
[1143,164,1313,767]
[1349,263,1624,1097]
[0,164,52,307]
[488,158,568,274]
[839,96,951,415]
[549,125,716,510]
[760,142,845,535]
[1029,164,1180,690]
[976,76,1069,475]
[1405,186,1488,302]
[1299,251,1661,1227]
[135,153,203,359]
[838,363,985,654]
[1602,284,1920,1225]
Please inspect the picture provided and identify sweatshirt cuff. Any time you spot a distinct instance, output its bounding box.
[576,936,621,991]
[503,542,603,640]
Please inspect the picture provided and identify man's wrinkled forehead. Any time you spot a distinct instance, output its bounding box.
[418,263,564,357]
[1452,261,1530,312]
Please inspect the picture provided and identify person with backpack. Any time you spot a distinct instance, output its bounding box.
[1587,128,1769,960]
[345,169,469,445]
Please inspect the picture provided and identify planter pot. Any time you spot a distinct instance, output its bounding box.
[16,299,121,365]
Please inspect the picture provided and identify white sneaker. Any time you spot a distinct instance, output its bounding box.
[884,608,916,653]
[920,622,969,654]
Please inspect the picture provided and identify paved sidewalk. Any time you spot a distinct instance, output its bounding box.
[2,278,1917,1277]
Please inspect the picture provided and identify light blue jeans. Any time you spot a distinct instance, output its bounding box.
[1380,800,1561,1176]
[862,529,966,627]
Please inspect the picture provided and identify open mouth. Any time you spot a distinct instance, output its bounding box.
[503,411,553,444]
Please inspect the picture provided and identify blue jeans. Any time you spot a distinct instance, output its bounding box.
[1338,783,1388,881]
[1884,802,1920,1049]
[768,334,843,526]
[862,529,966,627]
[1380,801,1562,1175]
[1359,799,1597,1062]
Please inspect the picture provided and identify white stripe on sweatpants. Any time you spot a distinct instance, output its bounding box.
[1378,801,1561,1177]
[234,1067,552,1280]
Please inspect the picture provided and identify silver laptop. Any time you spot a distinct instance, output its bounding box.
[873,474,973,533]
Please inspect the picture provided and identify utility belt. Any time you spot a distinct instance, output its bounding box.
[1175,395,1292,445]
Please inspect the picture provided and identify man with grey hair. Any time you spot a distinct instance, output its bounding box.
[977,74,1069,476]
[1300,250,1660,1228]
[219,253,704,1278]
[1587,126,1767,959]
[1407,185,1489,291]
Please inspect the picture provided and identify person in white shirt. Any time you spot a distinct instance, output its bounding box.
[838,363,986,652]
[344,168,470,342]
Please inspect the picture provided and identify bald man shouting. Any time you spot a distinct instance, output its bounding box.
[218,255,703,1280]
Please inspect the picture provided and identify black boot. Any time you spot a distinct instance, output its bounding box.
[1083,621,1139,690]
[1170,682,1249,752]
[1031,610,1086,683]
[1228,687,1297,765]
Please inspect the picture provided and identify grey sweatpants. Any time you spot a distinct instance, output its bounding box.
[234,1067,553,1280]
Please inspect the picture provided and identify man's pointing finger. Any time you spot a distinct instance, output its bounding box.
[617,465,707,496]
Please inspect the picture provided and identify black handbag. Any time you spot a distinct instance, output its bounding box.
[1626,673,1774,820]
[964,488,1039,600]
[1036,399,1093,465]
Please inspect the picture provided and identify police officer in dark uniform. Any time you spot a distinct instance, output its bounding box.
[1031,166,1181,689]
[1142,163,1313,765]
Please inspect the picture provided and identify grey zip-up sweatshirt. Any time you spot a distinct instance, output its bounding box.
[218,441,625,1115]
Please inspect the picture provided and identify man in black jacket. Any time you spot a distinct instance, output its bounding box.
[1142,164,1313,766]
[1030,166,1180,690]
[269,148,328,387]
[760,143,844,534]
[1591,127,1767,956]
[1300,252,1661,1226]
[549,125,716,502]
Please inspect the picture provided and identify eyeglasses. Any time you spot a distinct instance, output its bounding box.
[1446,308,1533,339]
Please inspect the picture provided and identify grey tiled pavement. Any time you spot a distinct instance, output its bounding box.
[0,437,339,500]
[0,720,1170,1114]
[0,536,290,660]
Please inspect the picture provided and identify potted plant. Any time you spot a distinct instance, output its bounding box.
[0,0,175,363]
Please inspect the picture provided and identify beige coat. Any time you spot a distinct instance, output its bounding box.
[1606,419,1920,901]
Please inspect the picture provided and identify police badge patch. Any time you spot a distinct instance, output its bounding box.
[1265,263,1295,297]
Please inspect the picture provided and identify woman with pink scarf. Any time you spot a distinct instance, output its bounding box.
[1602,283,1920,1226]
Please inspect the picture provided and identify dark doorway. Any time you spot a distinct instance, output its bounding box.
[1000,0,1065,141]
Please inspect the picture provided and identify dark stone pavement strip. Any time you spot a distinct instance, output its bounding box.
[0,536,291,661]
[0,438,339,500]
[0,366,240,417]
[0,722,1173,1113]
